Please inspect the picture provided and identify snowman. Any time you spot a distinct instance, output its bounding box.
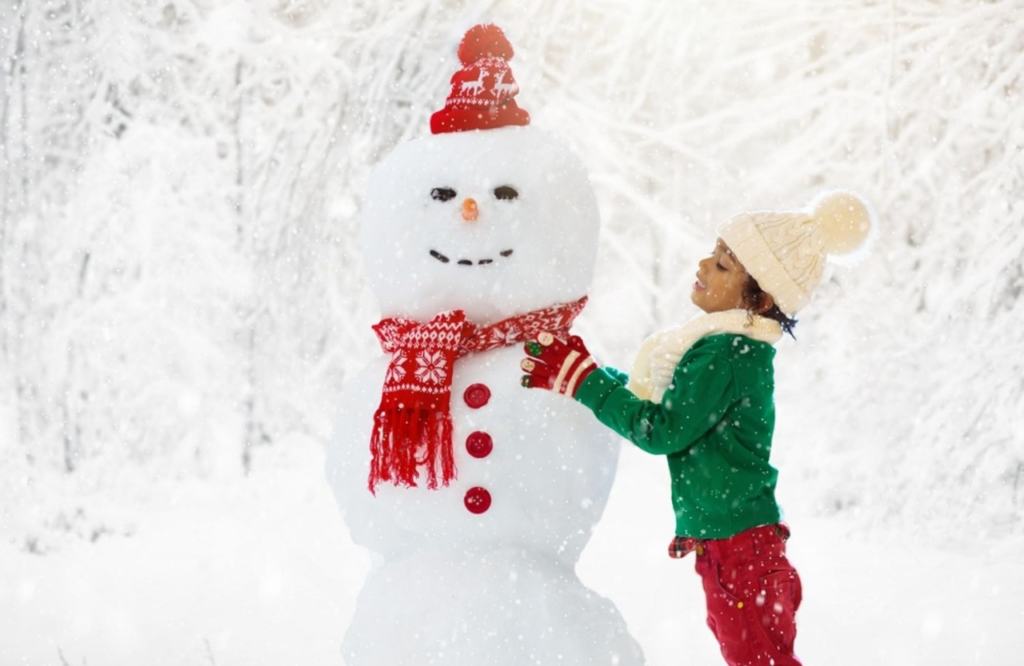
[326,24,645,666]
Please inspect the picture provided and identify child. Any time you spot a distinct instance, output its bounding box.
[520,191,876,666]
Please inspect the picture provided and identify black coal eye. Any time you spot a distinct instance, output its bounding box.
[494,186,518,201]
[431,187,457,202]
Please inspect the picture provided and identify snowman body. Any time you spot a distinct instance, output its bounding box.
[327,126,644,665]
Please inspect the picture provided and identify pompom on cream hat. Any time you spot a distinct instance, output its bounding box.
[717,190,877,316]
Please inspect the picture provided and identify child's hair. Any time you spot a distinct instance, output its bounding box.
[743,276,798,339]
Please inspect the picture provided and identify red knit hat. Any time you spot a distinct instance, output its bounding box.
[430,24,531,134]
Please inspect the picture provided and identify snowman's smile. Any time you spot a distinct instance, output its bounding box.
[430,248,514,266]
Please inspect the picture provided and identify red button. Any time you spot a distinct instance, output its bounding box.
[465,431,493,459]
[463,383,491,409]
[464,486,492,514]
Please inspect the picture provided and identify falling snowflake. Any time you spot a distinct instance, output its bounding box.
[414,350,447,384]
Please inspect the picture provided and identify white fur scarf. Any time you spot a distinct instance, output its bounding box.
[626,309,783,403]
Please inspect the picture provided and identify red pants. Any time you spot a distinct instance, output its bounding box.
[693,524,803,666]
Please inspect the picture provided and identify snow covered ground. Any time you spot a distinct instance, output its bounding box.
[4,438,1021,666]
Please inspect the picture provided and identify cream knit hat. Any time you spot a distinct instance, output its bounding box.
[717,190,876,316]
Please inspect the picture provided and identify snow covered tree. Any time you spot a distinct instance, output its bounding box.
[1,0,1021,542]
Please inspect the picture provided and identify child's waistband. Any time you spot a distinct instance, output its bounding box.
[668,523,790,560]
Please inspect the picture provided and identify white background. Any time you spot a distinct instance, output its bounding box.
[1,1,1022,664]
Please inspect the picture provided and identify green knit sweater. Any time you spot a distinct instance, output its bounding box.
[574,333,781,539]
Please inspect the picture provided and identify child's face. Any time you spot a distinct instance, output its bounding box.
[691,238,750,314]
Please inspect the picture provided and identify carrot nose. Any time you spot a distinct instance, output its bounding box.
[461,198,479,222]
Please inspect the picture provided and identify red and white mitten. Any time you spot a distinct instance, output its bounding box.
[520,333,597,397]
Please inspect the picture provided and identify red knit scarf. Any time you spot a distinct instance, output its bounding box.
[369,297,587,493]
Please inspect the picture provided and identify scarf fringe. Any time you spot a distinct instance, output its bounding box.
[368,407,456,494]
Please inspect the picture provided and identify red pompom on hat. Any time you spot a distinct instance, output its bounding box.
[430,24,531,134]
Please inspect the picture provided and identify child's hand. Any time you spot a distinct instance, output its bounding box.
[520,333,597,397]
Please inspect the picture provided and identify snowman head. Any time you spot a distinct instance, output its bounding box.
[361,25,599,324]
